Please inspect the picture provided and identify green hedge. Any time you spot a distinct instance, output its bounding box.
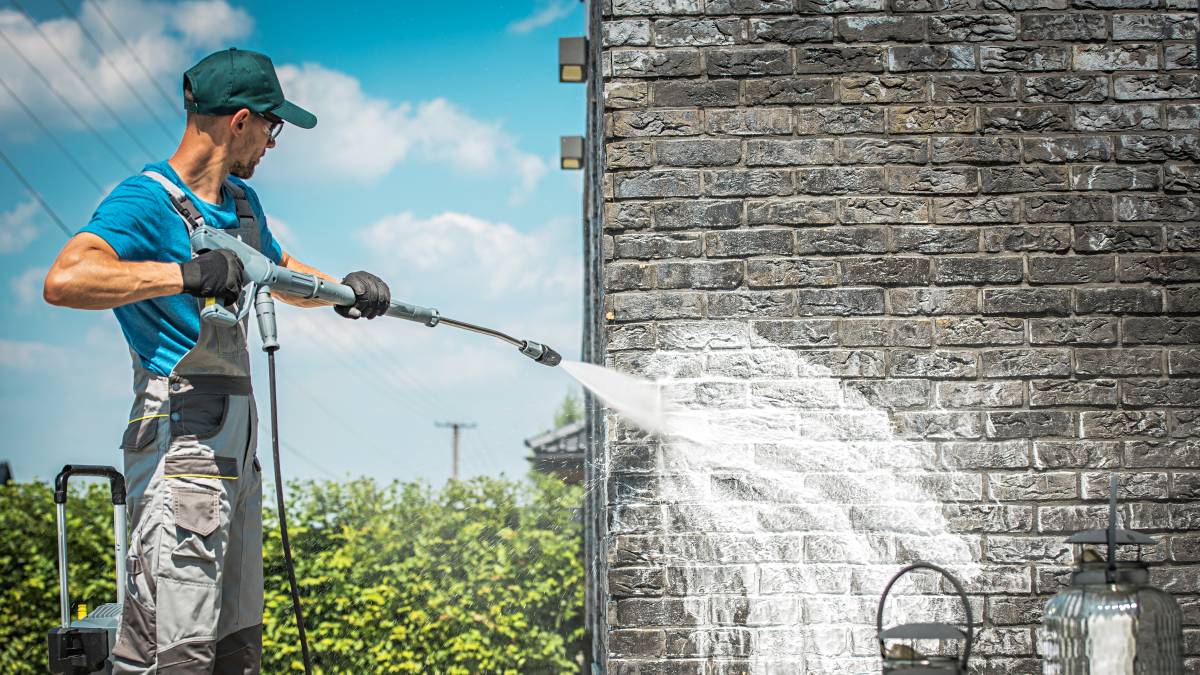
[0,474,584,673]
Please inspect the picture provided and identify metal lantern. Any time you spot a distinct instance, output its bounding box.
[877,562,974,674]
[1040,475,1184,674]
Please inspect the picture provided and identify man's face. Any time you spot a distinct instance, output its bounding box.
[229,112,280,180]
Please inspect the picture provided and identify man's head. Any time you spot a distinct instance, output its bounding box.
[181,48,316,179]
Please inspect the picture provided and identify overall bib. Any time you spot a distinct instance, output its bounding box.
[112,172,265,673]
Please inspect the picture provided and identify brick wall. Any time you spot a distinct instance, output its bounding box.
[583,0,1200,672]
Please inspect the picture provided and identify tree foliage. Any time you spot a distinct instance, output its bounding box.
[553,389,583,429]
[0,474,584,674]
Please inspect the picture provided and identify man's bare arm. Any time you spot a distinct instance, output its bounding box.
[272,250,337,308]
[44,233,184,309]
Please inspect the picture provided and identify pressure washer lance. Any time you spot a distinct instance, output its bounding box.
[190,224,562,366]
[193,224,561,675]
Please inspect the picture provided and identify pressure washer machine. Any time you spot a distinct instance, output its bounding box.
[47,465,127,675]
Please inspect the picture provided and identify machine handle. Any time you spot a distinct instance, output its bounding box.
[54,465,125,506]
[876,561,974,667]
[201,298,239,327]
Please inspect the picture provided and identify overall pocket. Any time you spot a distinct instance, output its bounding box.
[164,455,237,568]
[122,412,163,450]
[169,392,228,440]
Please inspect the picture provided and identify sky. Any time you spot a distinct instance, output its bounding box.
[0,0,589,485]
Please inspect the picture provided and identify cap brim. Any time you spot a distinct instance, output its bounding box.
[272,99,317,129]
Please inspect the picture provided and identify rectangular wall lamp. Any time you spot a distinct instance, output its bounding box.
[559,37,587,83]
[561,136,584,170]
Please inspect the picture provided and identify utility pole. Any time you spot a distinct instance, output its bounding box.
[435,421,476,481]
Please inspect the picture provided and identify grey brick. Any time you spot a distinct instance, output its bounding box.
[841,197,930,224]
[612,110,702,138]
[982,348,1072,378]
[749,320,840,347]
[795,288,885,316]
[607,262,654,291]
[1076,348,1163,376]
[838,16,924,42]
[707,48,791,77]
[983,226,1071,253]
[935,257,1024,285]
[795,167,884,195]
[706,0,793,12]
[609,630,665,658]
[1120,255,1200,283]
[656,139,741,167]
[612,49,704,78]
[984,288,1072,316]
[748,17,834,43]
[605,82,650,109]
[986,411,1074,439]
[1027,317,1118,343]
[1127,440,1200,468]
[1075,226,1163,253]
[980,46,1069,72]
[981,167,1069,193]
[839,319,933,347]
[1080,410,1168,438]
[612,598,706,627]
[610,292,704,321]
[1023,75,1108,103]
[653,18,740,47]
[1112,13,1197,40]
[1118,196,1200,223]
[1165,165,1200,193]
[611,0,703,15]
[742,77,836,105]
[1076,105,1163,132]
[1025,195,1113,223]
[938,382,1025,408]
[1071,166,1160,192]
[654,261,744,289]
[844,377,931,406]
[889,106,977,134]
[708,291,795,318]
[1168,287,1200,313]
[842,137,929,164]
[1116,134,1200,162]
[839,76,927,103]
[706,108,793,135]
[935,317,1025,345]
[1075,288,1162,314]
[607,202,652,231]
[797,0,886,11]
[929,14,1018,42]
[795,227,889,254]
[894,410,984,439]
[1122,380,1200,407]
[1020,14,1106,41]
[889,349,978,378]
[989,472,1078,500]
[888,167,978,195]
[616,233,704,259]
[888,46,976,72]
[1030,380,1119,407]
[1165,44,1197,70]
[891,226,980,254]
[657,321,748,350]
[890,288,979,315]
[746,198,837,225]
[652,200,742,230]
[1115,74,1200,101]
[604,21,653,47]
[797,107,886,134]
[1027,256,1115,284]
[981,106,1070,133]
[841,257,931,286]
[652,80,740,107]
[1170,348,1200,375]
[745,139,834,167]
[932,137,1021,165]
[746,259,838,288]
[609,141,654,169]
[1035,440,1120,469]
[1167,104,1200,130]
[705,169,792,197]
[706,229,793,257]
[1074,44,1159,71]
[792,48,886,77]
[1023,136,1112,163]
[615,171,702,199]
[943,504,1034,534]
[934,197,1020,224]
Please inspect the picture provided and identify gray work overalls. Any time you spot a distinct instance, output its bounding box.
[112,171,265,673]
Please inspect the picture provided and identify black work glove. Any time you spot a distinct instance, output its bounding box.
[335,271,390,320]
[179,249,246,306]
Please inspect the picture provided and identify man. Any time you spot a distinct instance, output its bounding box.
[43,48,389,673]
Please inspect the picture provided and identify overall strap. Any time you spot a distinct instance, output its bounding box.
[142,170,206,235]
[223,179,258,229]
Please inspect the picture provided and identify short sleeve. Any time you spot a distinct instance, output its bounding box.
[79,179,172,262]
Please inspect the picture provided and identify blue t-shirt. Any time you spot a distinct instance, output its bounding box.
[79,161,283,376]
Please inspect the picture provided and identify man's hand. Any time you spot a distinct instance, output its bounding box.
[180,249,246,305]
[335,271,390,319]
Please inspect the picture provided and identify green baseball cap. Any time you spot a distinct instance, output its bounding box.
[183,48,317,129]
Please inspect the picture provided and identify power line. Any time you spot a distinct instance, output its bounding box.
[0,73,106,193]
[0,26,135,172]
[436,421,476,481]
[86,0,178,111]
[0,146,73,237]
[4,1,161,157]
[39,0,176,140]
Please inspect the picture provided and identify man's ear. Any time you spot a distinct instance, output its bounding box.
[230,108,252,135]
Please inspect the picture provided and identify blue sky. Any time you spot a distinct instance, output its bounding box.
[0,0,587,484]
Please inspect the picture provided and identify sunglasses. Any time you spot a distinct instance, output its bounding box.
[255,112,284,141]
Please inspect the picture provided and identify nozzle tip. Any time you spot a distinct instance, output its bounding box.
[536,345,562,367]
[520,340,562,367]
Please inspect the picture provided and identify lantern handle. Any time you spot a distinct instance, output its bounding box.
[876,561,975,668]
[1107,473,1118,582]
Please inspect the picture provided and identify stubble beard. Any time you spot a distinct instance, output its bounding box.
[230,162,255,179]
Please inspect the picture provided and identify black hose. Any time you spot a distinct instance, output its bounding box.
[267,349,313,673]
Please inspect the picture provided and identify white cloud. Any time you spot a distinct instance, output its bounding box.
[265,212,296,252]
[0,199,39,254]
[271,63,545,200]
[507,1,576,34]
[0,338,67,368]
[0,0,251,133]
[10,265,47,308]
